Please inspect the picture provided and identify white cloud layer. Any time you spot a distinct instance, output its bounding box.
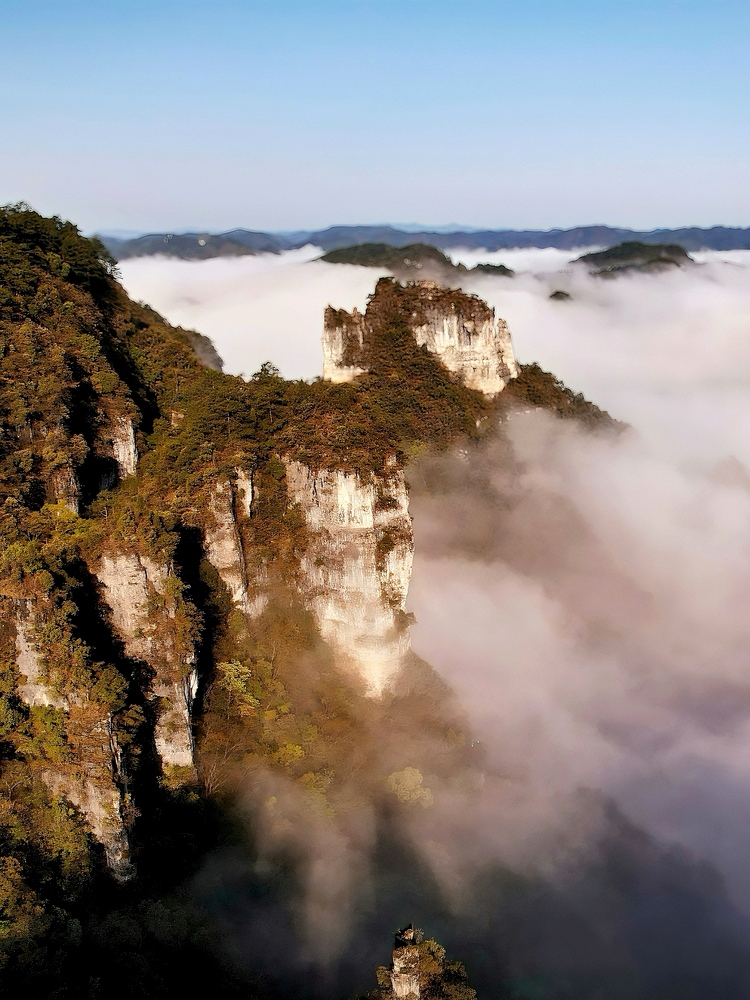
[123,245,750,963]
[403,252,750,913]
[119,249,386,381]
[120,249,750,471]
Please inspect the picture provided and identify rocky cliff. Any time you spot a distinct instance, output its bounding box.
[204,472,266,618]
[97,553,197,770]
[322,278,518,395]
[285,460,413,695]
[13,610,132,877]
[111,415,138,478]
[322,306,368,383]
[372,926,476,1000]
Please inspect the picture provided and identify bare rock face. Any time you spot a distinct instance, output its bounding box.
[50,464,80,513]
[204,473,266,617]
[322,279,518,395]
[322,306,368,383]
[15,618,68,710]
[97,553,196,769]
[390,927,421,998]
[285,459,413,695]
[410,281,519,394]
[42,721,132,879]
[111,415,138,478]
[14,612,132,877]
[205,480,249,609]
[234,468,254,518]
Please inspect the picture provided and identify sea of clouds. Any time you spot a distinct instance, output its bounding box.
[122,246,750,986]
[409,248,750,915]
[119,246,750,469]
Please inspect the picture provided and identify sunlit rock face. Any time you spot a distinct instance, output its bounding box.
[322,306,368,383]
[15,617,68,710]
[322,279,518,395]
[14,612,132,878]
[43,747,132,879]
[111,415,138,478]
[204,472,266,617]
[410,281,519,394]
[391,927,421,998]
[50,463,80,513]
[97,553,196,769]
[285,459,413,696]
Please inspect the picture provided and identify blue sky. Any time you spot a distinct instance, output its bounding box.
[1,0,749,232]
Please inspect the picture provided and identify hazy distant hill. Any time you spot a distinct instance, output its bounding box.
[100,224,750,260]
[574,241,695,276]
[320,242,514,278]
[104,229,287,259]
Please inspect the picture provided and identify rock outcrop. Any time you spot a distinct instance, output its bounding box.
[111,415,138,478]
[204,472,266,617]
[97,553,197,769]
[322,279,518,395]
[379,926,476,1000]
[409,281,519,394]
[41,725,132,878]
[50,463,80,513]
[14,612,132,877]
[390,927,422,999]
[15,618,68,710]
[322,306,368,383]
[285,459,413,695]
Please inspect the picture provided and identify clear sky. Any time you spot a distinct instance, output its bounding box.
[2,0,749,233]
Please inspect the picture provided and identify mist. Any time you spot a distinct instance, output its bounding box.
[120,247,750,470]
[122,245,750,995]
[401,251,750,988]
[118,249,387,380]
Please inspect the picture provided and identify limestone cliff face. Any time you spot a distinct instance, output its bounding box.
[111,415,138,478]
[97,553,196,769]
[410,281,519,394]
[14,613,132,877]
[50,463,80,513]
[204,472,266,617]
[285,460,413,695]
[390,927,421,999]
[44,766,131,877]
[322,306,368,383]
[391,947,420,999]
[15,618,68,710]
[322,279,518,395]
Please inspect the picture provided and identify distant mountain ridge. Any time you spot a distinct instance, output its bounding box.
[320,242,514,279]
[100,224,750,260]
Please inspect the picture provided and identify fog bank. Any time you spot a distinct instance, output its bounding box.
[407,253,750,916]
[120,250,750,471]
[119,249,386,380]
